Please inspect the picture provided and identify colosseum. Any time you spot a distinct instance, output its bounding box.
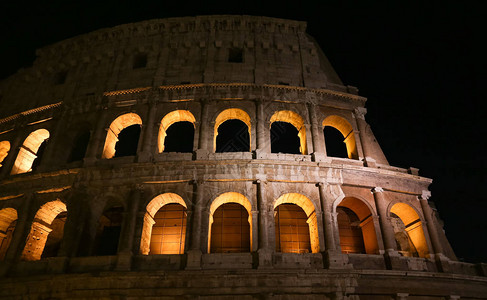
[0,15,485,299]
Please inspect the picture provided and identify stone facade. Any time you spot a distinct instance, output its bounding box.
[0,15,485,299]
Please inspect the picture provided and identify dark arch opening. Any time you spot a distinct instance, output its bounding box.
[163,121,194,153]
[150,203,187,254]
[31,140,48,172]
[337,206,366,254]
[114,124,141,157]
[324,126,348,158]
[95,206,123,256]
[271,122,300,154]
[41,211,67,258]
[210,203,250,253]
[275,203,311,253]
[68,130,91,163]
[216,119,250,153]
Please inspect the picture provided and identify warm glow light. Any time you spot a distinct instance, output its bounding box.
[102,113,142,159]
[158,110,196,153]
[141,193,187,255]
[274,193,319,253]
[11,129,50,174]
[270,110,307,154]
[213,108,252,152]
[0,140,10,167]
[323,115,358,159]
[390,202,429,258]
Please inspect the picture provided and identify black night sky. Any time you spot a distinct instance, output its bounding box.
[1,1,485,263]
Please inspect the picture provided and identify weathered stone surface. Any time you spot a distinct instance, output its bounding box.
[0,15,484,299]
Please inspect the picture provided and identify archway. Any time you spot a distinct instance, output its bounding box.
[213,109,251,152]
[270,111,307,155]
[94,205,124,256]
[337,197,379,254]
[67,129,91,163]
[140,193,188,255]
[390,202,429,258]
[158,110,196,153]
[0,208,17,260]
[323,115,358,159]
[208,192,252,253]
[102,113,142,159]
[274,193,319,253]
[21,200,67,261]
[11,129,50,174]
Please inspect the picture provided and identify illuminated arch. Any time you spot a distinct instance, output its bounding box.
[140,193,188,255]
[208,192,252,253]
[323,115,358,159]
[337,197,379,254]
[0,140,10,168]
[390,202,429,258]
[213,109,252,152]
[0,208,17,260]
[274,193,319,253]
[11,129,50,174]
[21,200,67,261]
[102,113,142,159]
[158,110,196,153]
[270,110,307,154]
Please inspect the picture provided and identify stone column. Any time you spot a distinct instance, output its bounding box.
[255,99,269,158]
[37,111,66,172]
[21,221,52,261]
[307,102,326,161]
[186,180,205,269]
[251,210,259,252]
[256,179,273,268]
[372,187,404,270]
[372,187,396,252]
[196,100,210,159]
[4,194,34,262]
[419,191,450,272]
[84,107,109,165]
[57,188,89,258]
[318,182,337,252]
[137,102,157,162]
[372,215,386,254]
[354,107,376,167]
[116,186,143,270]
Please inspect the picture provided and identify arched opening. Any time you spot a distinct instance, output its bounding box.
[213,108,251,152]
[337,207,365,254]
[102,113,142,159]
[216,120,250,152]
[0,141,10,170]
[164,122,194,153]
[67,129,91,163]
[270,122,300,154]
[150,204,187,254]
[0,208,17,261]
[114,124,141,157]
[11,129,50,174]
[21,200,67,261]
[270,110,307,155]
[274,193,319,253]
[41,211,67,258]
[95,205,123,256]
[324,126,349,158]
[208,192,252,253]
[337,197,379,254]
[275,204,310,253]
[140,193,188,255]
[158,110,196,153]
[390,203,429,258]
[323,115,358,159]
